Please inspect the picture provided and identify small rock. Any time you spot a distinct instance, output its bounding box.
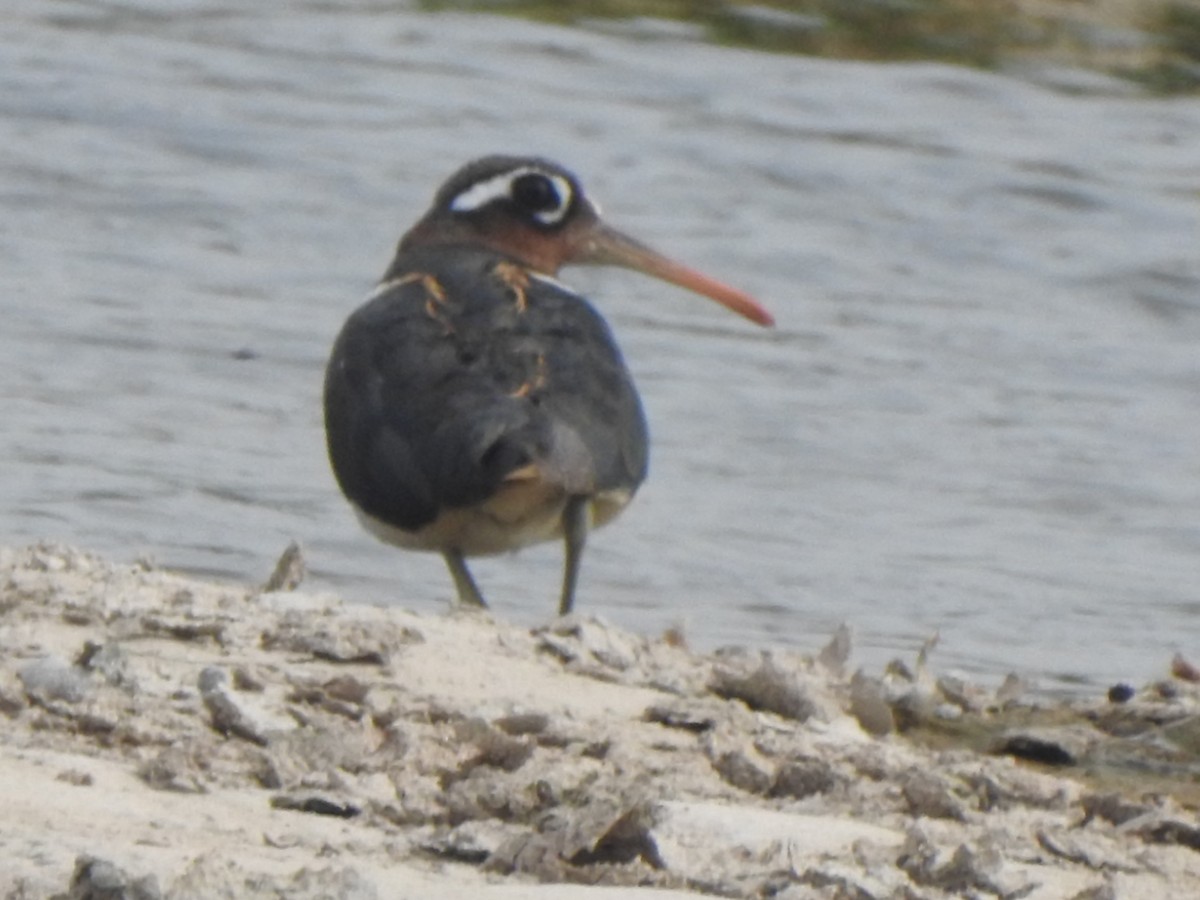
[1037,828,1140,872]
[262,613,419,665]
[961,766,1074,813]
[55,768,94,787]
[262,540,306,592]
[493,710,550,736]
[1107,682,1135,703]
[888,685,938,731]
[199,666,269,746]
[644,701,717,733]
[885,658,915,682]
[270,795,361,819]
[710,654,824,722]
[771,757,839,799]
[537,615,641,672]
[899,832,1005,895]
[1154,680,1179,699]
[19,656,90,704]
[419,820,527,864]
[992,725,1098,767]
[711,747,773,795]
[1082,793,1153,827]
[1171,652,1200,683]
[1122,813,1200,851]
[231,666,265,692]
[816,624,852,677]
[994,672,1026,706]
[287,673,370,720]
[562,799,662,867]
[901,770,968,822]
[140,615,226,644]
[1068,879,1119,900]
[138,746,209,794]
[0,670,28,716]
[455,719,535,773]
[789,860,902,900]
[849,670,894,737]
[489,797,661,875]
[60,855,162,900]
[936,674,989,713]
[75,641,132,688]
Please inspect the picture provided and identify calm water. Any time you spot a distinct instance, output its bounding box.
[3,1,1199,692]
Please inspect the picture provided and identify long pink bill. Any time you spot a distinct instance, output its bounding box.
[575,224,774,328]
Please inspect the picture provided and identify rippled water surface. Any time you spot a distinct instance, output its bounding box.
[4,1,1199,691]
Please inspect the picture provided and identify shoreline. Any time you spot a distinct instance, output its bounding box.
[2,543,1198,897]
[423,0,1200,94]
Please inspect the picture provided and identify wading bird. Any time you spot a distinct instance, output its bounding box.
[324,156,772,615]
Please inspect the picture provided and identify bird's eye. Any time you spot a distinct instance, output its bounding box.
[511,173,561,215]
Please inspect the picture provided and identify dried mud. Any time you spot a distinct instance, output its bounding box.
[1,544,1198,899]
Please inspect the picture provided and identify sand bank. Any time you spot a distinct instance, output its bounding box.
[1,544,1197,898]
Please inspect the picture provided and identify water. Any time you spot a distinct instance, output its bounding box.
[3,1,1198,692]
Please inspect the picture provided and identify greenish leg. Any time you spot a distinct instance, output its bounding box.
[559,495,589,616]
[443,549,488,608]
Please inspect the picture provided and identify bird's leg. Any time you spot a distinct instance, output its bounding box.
[558,495,589,616]
[443,549,488,607]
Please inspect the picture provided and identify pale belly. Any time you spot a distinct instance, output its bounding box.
[354,477,635,557]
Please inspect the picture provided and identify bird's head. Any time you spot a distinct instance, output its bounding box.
[400,155,773,327]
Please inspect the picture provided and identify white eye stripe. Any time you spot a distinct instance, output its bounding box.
[449,171,519,213]
[449,167,573,224]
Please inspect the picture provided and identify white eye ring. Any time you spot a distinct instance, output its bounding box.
[450,167,574,225]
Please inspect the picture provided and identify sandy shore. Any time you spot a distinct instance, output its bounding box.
[1,544,1197,898]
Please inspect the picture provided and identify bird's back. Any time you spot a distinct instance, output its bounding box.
[323,245,649,553]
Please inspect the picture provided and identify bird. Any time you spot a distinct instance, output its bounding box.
[324,155,773,616]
